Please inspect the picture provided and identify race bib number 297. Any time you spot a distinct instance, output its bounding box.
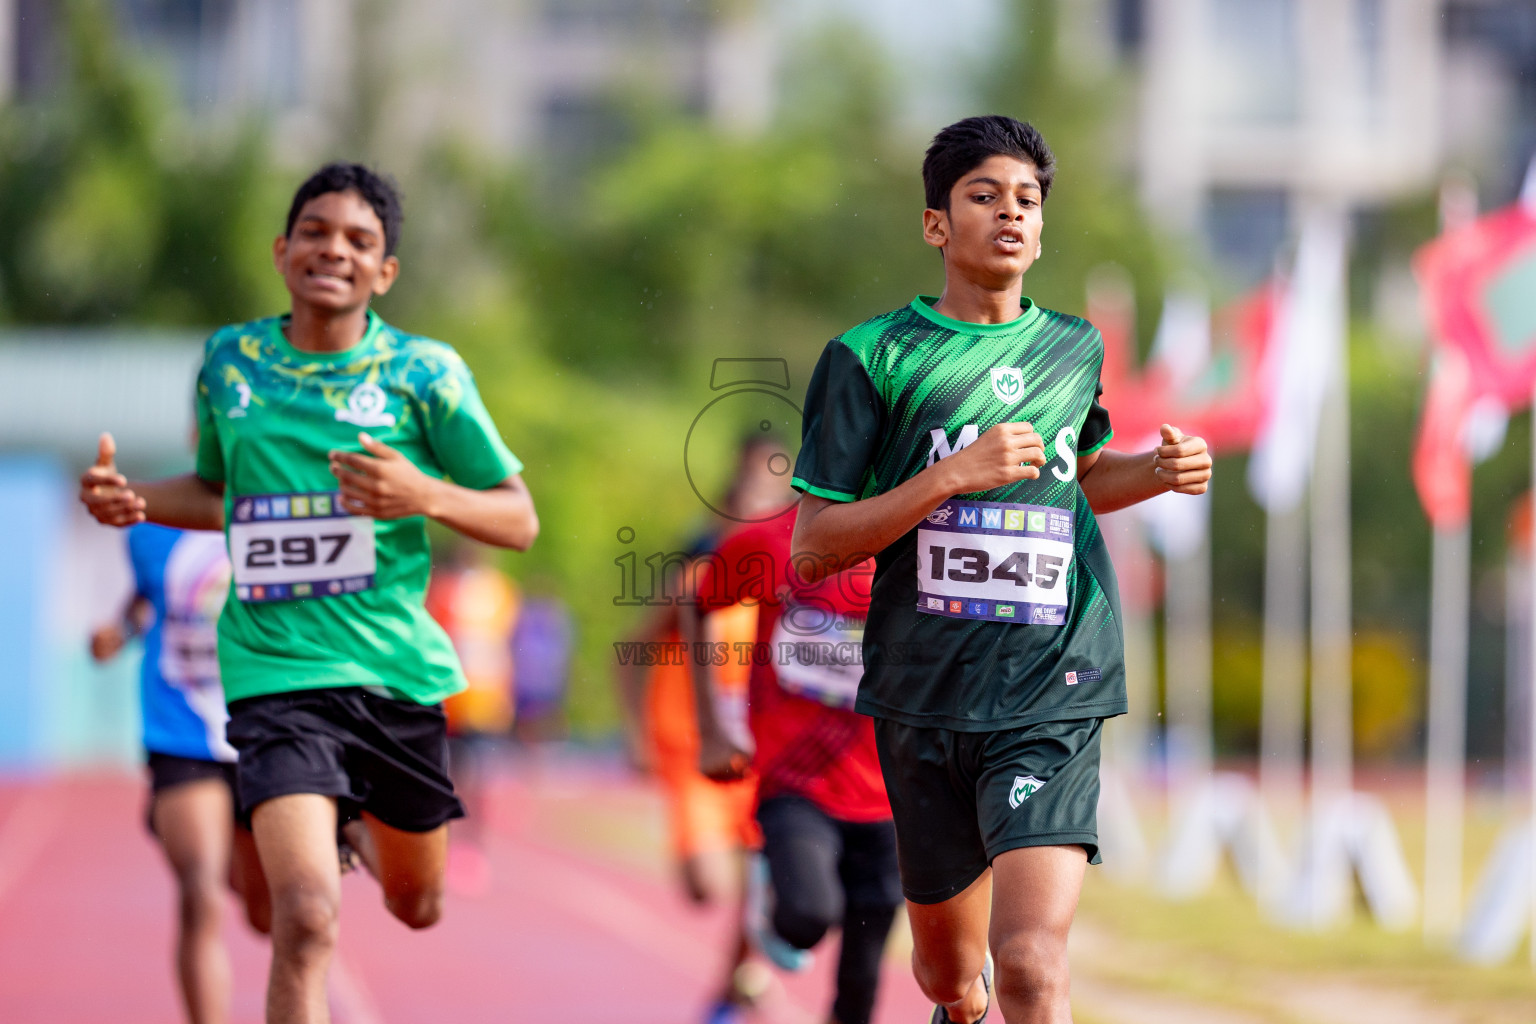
[916,499,1074,624]
[229,491,376,603]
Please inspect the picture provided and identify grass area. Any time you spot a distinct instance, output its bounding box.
[1077,830,1536,1022]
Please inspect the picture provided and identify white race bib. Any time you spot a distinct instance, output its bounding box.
[158,618,220,687]
[229,491,376,603]
[916,500,1074,624]
[769,603,865,709]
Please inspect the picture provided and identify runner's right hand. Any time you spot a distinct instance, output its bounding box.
[940,421,1047,493]
[89,624,128,662]
[699,731,750,782]
[79,432,147,527]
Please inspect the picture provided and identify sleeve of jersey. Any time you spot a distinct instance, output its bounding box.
[193,353,225,485]
[700,528,764,617]
[791,341,885,503]
[1078,380,1114,456]
[126,526,150,599]
[694,531,746,614]
[422,356,524,491]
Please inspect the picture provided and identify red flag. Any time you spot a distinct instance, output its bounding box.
[1414,203,1536,409]
[1178,282,1277,453]
[1413,346,1474,530]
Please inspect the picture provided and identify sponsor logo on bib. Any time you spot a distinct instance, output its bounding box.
[336,382,397,427]
[1009,775,1044,809]
[990,367,1024,404]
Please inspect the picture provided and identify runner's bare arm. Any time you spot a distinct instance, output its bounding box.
[1077,424,1211,514]
[89,595,152,662]
[792,421,1047,582]
[80,433,225,530]
[677,598,750,781]
[328,433,539,550]
[613,600,679,775]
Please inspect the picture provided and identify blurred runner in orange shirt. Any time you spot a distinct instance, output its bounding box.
[426,539,520,893]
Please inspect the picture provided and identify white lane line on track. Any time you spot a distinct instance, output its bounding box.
[0,784,65,909]
[495,835,821,1024]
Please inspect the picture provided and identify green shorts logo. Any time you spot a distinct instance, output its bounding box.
[1009,774,1044,809]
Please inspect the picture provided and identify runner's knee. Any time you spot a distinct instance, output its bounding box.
[911,947,986,1007]
[772,887,841,949]
[991,929,1069,1006]
[175,870,225,931]
[385,881,444,930]
[271,887,339,954]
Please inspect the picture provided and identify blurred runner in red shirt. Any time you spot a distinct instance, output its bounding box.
[689,504,900,1024]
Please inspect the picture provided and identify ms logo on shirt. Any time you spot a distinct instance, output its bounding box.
[990,367,1024,404]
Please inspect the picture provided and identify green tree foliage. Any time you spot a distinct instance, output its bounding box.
[0,0,283,325]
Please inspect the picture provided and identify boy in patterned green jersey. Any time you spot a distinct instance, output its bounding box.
[80,163,539,1024]
[791,117,1212,1023]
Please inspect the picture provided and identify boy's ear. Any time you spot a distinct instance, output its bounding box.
[372,255,401,296]
[922,208,949,251]
[272,234,288,272]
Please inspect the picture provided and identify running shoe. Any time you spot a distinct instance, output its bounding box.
[928,951,992,1024]
[743,852,813,972]
[337,817,365,875]
[338,835,362,875]
[702,998,750,1024]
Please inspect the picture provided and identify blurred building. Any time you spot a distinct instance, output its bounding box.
[0,0,775,163]
[1111,0,1536,284]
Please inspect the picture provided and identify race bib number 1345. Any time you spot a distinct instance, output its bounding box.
[916,499,1073,624]
[229,491,376,603]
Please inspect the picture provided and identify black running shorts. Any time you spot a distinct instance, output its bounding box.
[147,750,238,795]
[144,751,240,834]
[873,717,1103,905]
[227,687,465,833]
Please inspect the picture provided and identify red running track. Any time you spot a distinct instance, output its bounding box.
[0,764,931,1024]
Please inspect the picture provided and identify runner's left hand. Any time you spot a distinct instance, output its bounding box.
[1153,424,1212,495]
[329,433,438,519]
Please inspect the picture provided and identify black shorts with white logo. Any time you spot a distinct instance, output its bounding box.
[873,716,1102,905]
[227,687,465,834]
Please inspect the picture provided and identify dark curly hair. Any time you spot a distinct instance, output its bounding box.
[284,163,404,256]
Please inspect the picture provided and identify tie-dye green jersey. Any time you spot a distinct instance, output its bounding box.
[194,312,522,705]
[793,296,1127,731]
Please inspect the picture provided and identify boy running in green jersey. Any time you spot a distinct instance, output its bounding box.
[791,117,1211,1023]
[79,163,538,1024]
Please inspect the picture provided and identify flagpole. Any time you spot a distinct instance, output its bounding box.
[1259,497,1307,902]
[1165,505,1214,796]
[1504,533,1528,814]
[1309,356,1352,806]
[1423,519,1472,940]
[1420,178,1481,942]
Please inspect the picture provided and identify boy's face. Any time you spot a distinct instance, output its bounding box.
[922,154,1044,288]
[272,189,398,313]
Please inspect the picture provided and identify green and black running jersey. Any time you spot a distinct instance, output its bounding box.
[793,296,1126,731]
[195,311,523,706]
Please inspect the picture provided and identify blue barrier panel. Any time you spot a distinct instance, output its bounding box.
[0,457,65,770]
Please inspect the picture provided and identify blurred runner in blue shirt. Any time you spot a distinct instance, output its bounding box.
[91,522,271,1024]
